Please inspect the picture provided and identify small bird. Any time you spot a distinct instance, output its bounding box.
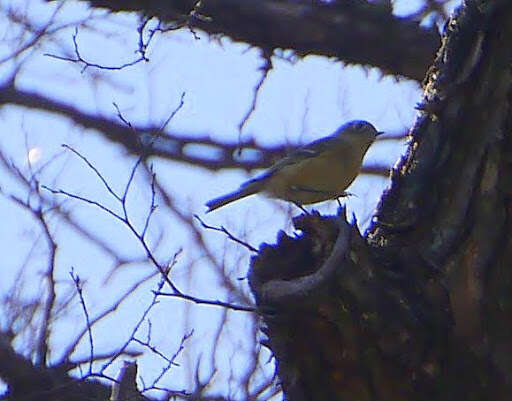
[206,120,383,212]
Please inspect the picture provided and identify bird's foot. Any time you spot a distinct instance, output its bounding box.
[293,202,309,215]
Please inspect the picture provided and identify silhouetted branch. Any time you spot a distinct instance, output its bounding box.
[79,0,441,81]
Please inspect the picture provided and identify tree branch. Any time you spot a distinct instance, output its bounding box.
[77,0,441,81]
[0,84,393,175]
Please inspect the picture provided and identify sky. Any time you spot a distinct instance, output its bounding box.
[0,0,460,399]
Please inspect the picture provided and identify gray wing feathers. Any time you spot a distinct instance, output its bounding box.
[267,135,337,172]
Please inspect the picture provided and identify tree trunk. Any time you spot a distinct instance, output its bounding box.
[249,1,512,400]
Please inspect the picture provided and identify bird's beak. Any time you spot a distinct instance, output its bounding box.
[376,131,385,136]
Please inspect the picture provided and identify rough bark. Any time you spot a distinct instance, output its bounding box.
[0,333,109,401]
[249,1,512,400]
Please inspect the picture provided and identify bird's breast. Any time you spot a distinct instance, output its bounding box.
[264,149,363,204]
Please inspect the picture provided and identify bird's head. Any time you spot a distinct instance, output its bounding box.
[336,120,383,142]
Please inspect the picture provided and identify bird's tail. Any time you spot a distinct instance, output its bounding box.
[206,180,262,212]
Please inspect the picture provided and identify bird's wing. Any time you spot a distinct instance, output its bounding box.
[263,136,338,178]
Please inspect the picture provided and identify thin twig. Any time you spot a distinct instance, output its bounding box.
[142,165,157,240]
[159,92,186,132]
[238,49,273,136]
[70,269,94,375]
[154,290,255,312]
[41,186,124,222]
[100,278,165,373]
[58,269,159,364]
[194,214,258,253]
[45,28,148,72]
[61,144,121,201]
[139,329,194,390]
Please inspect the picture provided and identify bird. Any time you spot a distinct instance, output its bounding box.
[205,120,383,212]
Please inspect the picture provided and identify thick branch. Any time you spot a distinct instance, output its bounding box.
[0,332,109,401]
[0,84,392,176]
[77,0,440,81]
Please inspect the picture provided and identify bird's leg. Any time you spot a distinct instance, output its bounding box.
[293,202,309,215]
[336,191,356,207]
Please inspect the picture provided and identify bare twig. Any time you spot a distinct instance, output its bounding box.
[45,28,148,72]
[140,330,194,390]
[238,50,273,135]
[5,190,58,366]
[194,214,258,253]
[153,290,255,312]
[61,144,121,201]
[100,277,166,374]
[42,145,181,293]
[70,269,94,375]
[141,165,157,240]
[44,144,258,314]
[59,269,159,364]
[159,92,186,132]
[41,185,125,221]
